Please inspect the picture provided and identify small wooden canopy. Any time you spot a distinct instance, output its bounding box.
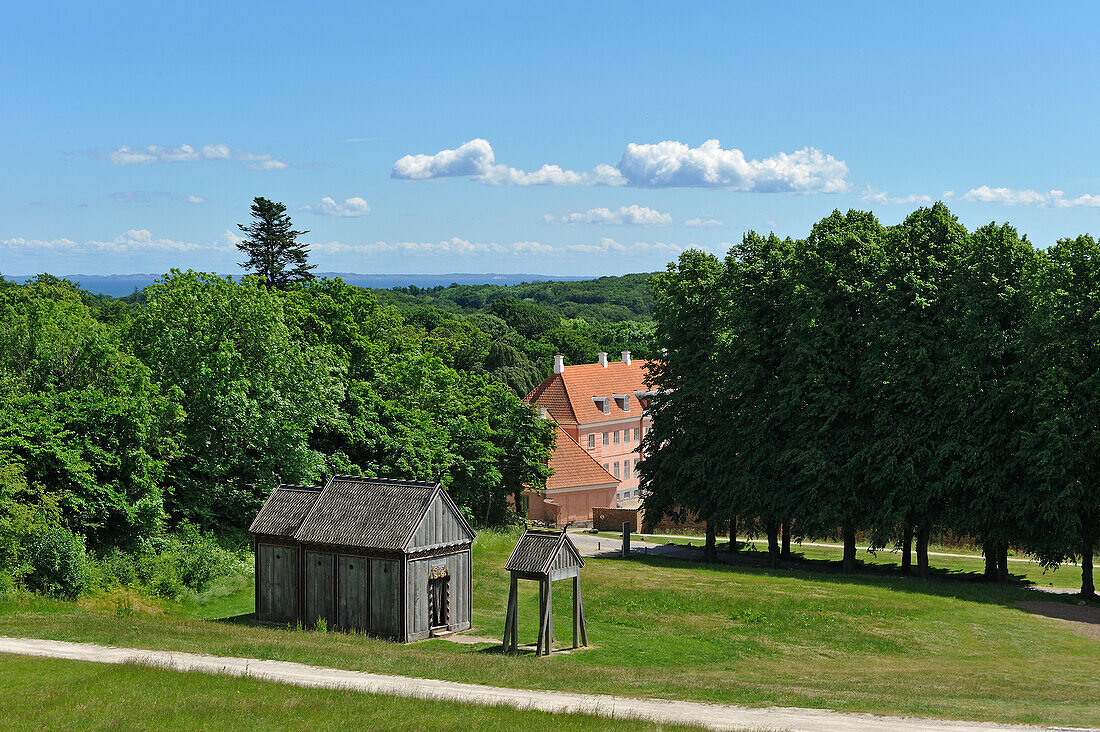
[502,529,588,656]
[504,528,584,579]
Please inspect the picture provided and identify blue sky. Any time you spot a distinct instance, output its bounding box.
[3,2,1099,277]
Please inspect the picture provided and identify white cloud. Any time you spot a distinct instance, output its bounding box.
[617,140,848,192]
[307,236,684,257]
[107,143,288,170]
[300,196,371,217]
[2,229,209,253]
[685,217,724,228]
[392,138,848,191]
[544,205,671,226]
[392,138,625,187]
[859,185,933,206]
[184,195,206,204]
[961,185,1100,208]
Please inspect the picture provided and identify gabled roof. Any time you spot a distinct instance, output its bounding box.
[249,475,475,552]
[248,484,322,538]
[505,528,585,574]
[546,425,618,491]
[526,360,650,425]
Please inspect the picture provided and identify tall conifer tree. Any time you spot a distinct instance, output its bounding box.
[236,197,316,289]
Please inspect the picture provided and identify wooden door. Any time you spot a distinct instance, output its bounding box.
[337,554,368,630]
[303,550,334,628]
[256,543,298,623]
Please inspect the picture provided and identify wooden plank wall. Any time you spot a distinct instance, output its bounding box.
[337,554,368,630]
[303,550,334,627]
[370,558,399,637]
[407,492,469,551]
[406,549,472,640]
[256,543,299,623]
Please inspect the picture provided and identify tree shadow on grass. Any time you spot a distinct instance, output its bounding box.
[610,542,1090,611]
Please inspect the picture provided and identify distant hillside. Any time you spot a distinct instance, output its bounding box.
[1,272,599,298]
[376,272,658,321]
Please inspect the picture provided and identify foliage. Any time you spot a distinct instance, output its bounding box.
[23,528,90,599]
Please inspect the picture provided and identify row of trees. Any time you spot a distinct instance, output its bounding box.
[641,203,1098,597]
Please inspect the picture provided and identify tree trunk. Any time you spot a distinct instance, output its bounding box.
[996,545,1009,584]
[984,542,998,582]
[901,525,912,574]
[916,524,931,579]
[728,516,738,553]
[1082,533,1096,599]
[766,519,781,568]
[781,520,792,559]
[842,524,857,573]
[704,519,717,563]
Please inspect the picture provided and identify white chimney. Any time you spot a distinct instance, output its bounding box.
[621,350,631,365]
[597,352,608,367]
[538,407,550,419]
[553,355,565,374]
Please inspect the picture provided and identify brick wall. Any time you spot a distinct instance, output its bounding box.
[592,507,640,532]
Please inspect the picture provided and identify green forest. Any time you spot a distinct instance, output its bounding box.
[641,203,1100,597]
[0,266,653,602]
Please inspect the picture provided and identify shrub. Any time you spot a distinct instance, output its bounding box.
[23,528,90,599]
[173,523,236,592]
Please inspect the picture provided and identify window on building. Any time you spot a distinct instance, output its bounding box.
[633,428,639,441]
[613,430,620,445]
[603,463,609,472]
[613,462,620,478]
[587,434,595,449]
[602,432,609,446]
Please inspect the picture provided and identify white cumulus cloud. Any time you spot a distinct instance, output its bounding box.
[300,196,371,217]
[107,143,288,171]
[393,138,846,192]
[2,229,208,253]
[544,205,671,226]
[859,185,933,206]
[961,186,1100,208]
[184,195,206,204]
[685,217,724,228]
[617,140,848,192]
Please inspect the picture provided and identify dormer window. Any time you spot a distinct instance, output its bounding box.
[613,394,630,412]
[592,396,610,414]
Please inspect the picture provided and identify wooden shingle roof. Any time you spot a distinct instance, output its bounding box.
[248,484,322,538]
[249,475,475,552]
[505,528,584,574]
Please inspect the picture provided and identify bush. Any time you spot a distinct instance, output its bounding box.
[23,528,90,599]
[173,523,236,592]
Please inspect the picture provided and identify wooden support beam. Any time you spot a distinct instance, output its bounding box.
[572,575,580,649]
[577,577,588,647]
[536,578,547,657]
[502,573,517,652]
[546,578,554,653]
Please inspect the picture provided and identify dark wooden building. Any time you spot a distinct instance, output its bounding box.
[249,475,475,642]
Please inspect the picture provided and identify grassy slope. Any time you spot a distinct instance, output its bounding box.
[0,655,705,732]
[0,530,1096,727]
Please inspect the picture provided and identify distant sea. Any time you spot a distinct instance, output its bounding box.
[2,272,597,298]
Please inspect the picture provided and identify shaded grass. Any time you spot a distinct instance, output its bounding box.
[0,655,706,731]
[602,531,1084,589]
[0,530,1097,727]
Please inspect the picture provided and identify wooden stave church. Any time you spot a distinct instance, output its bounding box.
[248,474,475,642]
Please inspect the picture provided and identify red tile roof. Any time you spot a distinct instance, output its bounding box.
[526,359,651,426]
[546,425,618,491]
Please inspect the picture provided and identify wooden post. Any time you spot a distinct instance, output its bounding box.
[572,575,580,649]
[502,573,517,651]
[546,578,554,652]
[622,521,630,557]
[536,578,547,657]
[577,576,588,647]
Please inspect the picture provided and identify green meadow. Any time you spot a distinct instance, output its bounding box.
[1,530,1097,728]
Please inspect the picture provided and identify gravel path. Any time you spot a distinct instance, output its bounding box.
[0,636,1068,732]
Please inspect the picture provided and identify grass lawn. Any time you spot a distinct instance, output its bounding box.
[596,531,1085,589]
[1,529,1097,728]
[0,655,706,732]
